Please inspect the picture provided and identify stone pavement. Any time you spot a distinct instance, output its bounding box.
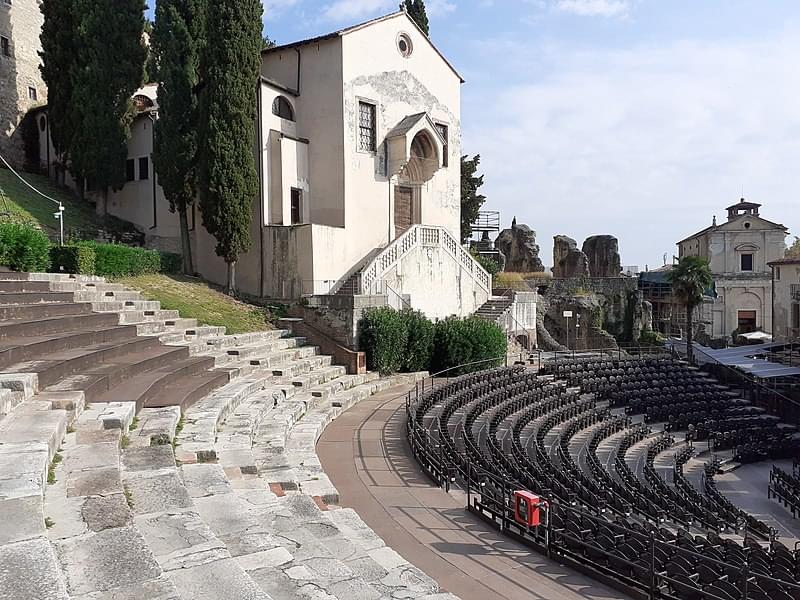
[317,386,630,600]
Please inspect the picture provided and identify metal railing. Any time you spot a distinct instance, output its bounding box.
[404,361,800,600]
[360,225,491,296]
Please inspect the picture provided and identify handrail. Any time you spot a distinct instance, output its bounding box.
[360,225,491,296]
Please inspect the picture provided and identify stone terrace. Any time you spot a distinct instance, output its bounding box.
[0,271,457,600]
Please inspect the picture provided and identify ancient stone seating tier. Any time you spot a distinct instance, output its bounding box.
[411,363,800,600]
[0,272,456,600]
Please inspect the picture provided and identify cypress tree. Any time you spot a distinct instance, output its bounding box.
[152,0,206,274]
[39,0,78,184]
[401,0,429,35]
[70,0,146,214]
[460,154,486,243]
[198,0,262,292]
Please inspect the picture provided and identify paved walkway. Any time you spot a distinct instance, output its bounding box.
[317,384,629,600]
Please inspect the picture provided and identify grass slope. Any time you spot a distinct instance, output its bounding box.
[0,167,99,235]
[116,274,274,334]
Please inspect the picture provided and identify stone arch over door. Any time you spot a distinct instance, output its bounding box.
[732,290,763,334]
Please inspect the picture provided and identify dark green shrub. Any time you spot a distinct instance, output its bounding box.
[431,316,506,375]
[0,222,51,272]
[359,307,408,375]
[400,309,434,372]
[50,244,96,275]
[91,243,162,277]
[474,253,500,276]
[159,252,183,274]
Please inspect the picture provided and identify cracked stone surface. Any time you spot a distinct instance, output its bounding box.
[121,446,176,472]
[54,526,163,596]
[166,558,272,600]
[122,471,192,516]
[135,511,230,571]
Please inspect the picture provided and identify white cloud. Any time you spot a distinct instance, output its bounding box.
[463,31,800,268]
[553,0,630,18]
[427,0,457,18]
[321,0,393,22]
[263,0,301,20]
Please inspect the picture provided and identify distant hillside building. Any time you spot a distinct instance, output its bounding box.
[0,0,47,167]
[677,199,788,338]
[35,11,490,322]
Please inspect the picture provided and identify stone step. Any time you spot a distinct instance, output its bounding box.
[0,291,77,305]
[118,310,182,325]
[0,300,93,322]
[0,311,122,341]
[0,325,140,371]
[73,289,145,303]
[91,300,163,312]
[157,325,227,346]
[202,329,288,350]
[0,439,52,547]
[128,406,182,447]
[3,335,176,389]
[0,537,70,600]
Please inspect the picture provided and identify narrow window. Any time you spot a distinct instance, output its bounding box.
[358,101,376,152]
[793,304,800,329]
[272,96,294,121]
[138,157,149,180]
[435,123,448,167]
[741,253,753,272]
[1,37,10,57]
[290,188,303,225]
[776,266,781,281]
[125,159,135,182]
[27,87,37,101]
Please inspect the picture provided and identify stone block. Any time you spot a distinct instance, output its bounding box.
[0,538,69,600]
[135,511,230,571]
[54,526,163,597]
[181,463,232,498]
[65,467,121,498]
[0,373,38,398]
[81,493,132,531]
[0,494,44,545]
[122,446,176,472]
[122,471,192,516]
[166,557,271,600]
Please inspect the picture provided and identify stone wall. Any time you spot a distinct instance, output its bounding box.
[303,294,388,350]
[0,0,47,168]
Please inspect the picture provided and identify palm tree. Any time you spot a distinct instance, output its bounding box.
[667,256,713,363]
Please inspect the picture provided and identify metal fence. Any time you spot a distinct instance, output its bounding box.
[405,361,800,600]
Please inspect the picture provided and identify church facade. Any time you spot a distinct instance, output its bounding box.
[677,199,788,339]
[35,11,491,319]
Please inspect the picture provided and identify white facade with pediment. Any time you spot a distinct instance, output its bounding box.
[677,199,788,338]
[36,11,491,321]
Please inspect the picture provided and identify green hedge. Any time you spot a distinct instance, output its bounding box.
[431,316,507,375]
[49,241,182,277]
[359,307,407,375]
[50,244,96,275]
[0,222,50,272]
[359,307,506,376]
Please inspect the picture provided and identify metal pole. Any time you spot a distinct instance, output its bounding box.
[649,533,657,600]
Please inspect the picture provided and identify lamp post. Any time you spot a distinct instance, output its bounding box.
[563,310,573,351]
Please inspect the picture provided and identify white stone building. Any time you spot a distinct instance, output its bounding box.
[677,199,788,338]
[35,10,491,321]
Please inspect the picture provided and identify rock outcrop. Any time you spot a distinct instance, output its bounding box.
[552,235,589,279]
[495,222,545,273]
[582,235,622,278]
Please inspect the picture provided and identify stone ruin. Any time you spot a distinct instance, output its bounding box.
[552,235,589,279]
[535,233,653,351]
[494,219,545,273]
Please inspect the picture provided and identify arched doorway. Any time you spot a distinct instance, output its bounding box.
[395,131,439,237]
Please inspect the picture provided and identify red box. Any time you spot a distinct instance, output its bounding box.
[514,491,544,526]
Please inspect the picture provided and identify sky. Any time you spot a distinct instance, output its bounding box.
[172,0,800,269]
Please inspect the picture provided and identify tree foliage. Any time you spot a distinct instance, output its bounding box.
[667,256,713,363]
[401,0,429,35]
[152,0,206,274]
[39,0,78,166]
[198,0,262,290]
[786,236,800,258]
[70,0,146,208]
[460,154,487,243]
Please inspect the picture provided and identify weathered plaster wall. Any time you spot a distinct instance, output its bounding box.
[773,264,800,340]
[380,243,489,319]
